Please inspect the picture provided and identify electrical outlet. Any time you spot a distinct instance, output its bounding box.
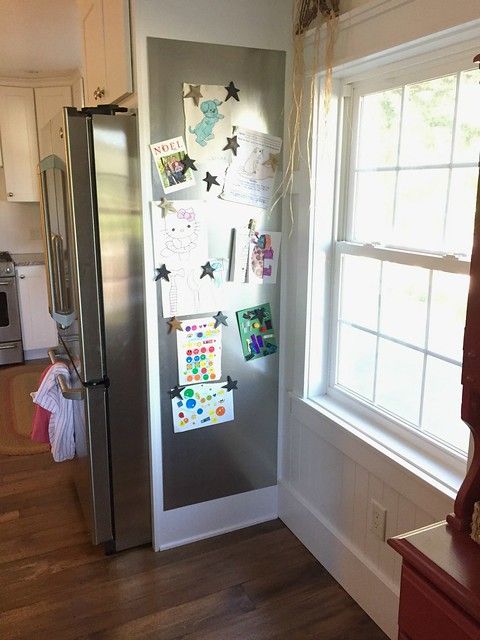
[370,499,387,541]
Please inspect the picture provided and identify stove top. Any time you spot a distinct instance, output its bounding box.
[0,251,15,277]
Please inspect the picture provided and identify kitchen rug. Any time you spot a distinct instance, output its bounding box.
[0,362,49,455]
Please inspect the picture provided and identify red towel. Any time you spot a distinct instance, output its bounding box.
[31,364,54,444]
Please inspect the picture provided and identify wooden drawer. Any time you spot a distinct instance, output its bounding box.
[399,565,480,640]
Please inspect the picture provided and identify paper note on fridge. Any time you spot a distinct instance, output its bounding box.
[151,200,218,318]
[221,127,282,210]
[176,316,222,386]
[172,382,234,432]
[150,136,195,194]
[247,231,281,284]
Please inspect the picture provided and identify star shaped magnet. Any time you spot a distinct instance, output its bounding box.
[203,172,220,192]
[169,385,185,400]
[183,84,203,106]
[212,311,228,328]
[154,264,171,282]
[200,261,216,279]
[167,317,183,333]
[182,154,197,173]
[222,376,238,392]
[157,198,177,215]
[222,135,240,156]
[224,81,240,102]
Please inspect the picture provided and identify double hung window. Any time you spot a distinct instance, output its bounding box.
[331,65,479,456]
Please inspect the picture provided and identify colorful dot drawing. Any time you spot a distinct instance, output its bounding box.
[172,382,234,432]
[176,316,223,386]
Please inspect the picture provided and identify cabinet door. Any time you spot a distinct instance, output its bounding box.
[83,0,107,106]
[103,0,133,103]
[0,86,39,202]
[17,265,58,352]
[34,86,72,158]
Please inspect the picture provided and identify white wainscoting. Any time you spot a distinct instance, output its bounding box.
[278,402,454,639]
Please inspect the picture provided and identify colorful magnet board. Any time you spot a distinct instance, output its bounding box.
[177,317,222,385]
[236,303,277,361]
[172,382,234,432]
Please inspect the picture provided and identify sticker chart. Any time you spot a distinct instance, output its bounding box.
[236,303,278,360]
[172,382,234,432]
[176,317,222,385]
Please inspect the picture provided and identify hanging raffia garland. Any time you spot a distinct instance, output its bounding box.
[272,0,340,232]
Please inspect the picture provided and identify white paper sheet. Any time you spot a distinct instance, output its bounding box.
[176,317,222,385]
[221,127,282,209]
[172,382,234,432]
[152,200,218,318]
[230,227,251,283]
[183,83,233,162]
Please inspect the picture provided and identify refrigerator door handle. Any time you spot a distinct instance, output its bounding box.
[39,161,75,328]
[48,347,85,400]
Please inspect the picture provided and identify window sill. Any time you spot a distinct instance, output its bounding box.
[290,392,466,502]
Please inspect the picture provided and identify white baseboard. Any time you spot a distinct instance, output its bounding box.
[278,480,399,640]
[158,485,278,551]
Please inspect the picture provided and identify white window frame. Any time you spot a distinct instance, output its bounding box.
[304,36,480,491]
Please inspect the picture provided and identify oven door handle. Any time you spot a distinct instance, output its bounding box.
[0,280,12,286]
[0,343,18,350]
[48,348,85,401]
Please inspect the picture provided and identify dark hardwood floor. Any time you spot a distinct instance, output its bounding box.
[0,452,387,639]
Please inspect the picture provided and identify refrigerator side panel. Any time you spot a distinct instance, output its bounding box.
[62,110,113,546]
[92,113,152,550]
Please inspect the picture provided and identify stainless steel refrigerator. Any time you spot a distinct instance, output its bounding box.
[39,106,151,552]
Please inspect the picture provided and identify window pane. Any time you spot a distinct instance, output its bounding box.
[422,357,469,453]
[428,271,469,362]
[340,255,380,330]
[399,75,456,166]
[337,324,376,400]
[352,171,396,243]
[357,88,402,168]
[379,262,429,347]
[445,167,478,256]
[394,168,449,250]
[376,338,423,423]
[454,69,480,163]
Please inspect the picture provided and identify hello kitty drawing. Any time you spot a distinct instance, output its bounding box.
[153,200,215,318]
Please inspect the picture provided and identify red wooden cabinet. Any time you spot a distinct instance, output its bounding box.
[389,522,480,640]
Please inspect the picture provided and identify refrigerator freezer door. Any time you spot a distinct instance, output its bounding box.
[91,113,151,550]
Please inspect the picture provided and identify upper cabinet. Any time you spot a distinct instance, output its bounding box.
[35,86,73,159]
[80,0,133,106]
[0,86,39,202]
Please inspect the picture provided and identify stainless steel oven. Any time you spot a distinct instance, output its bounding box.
[0,252,23,365]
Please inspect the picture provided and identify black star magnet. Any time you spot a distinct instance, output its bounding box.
[213,311,228,328]
[200,261,216,279]
[182,154,197,173]
[169,385,185,400]
[203,172,220,192]
[183,84,203,106]
[154,264,171,282]
[222,376,238,392]
[223,135,240,156]
[225,81,240,102]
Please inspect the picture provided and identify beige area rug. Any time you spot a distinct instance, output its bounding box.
[0,363,50,455]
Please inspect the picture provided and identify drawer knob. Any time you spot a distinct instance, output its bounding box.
[7,192,14,197]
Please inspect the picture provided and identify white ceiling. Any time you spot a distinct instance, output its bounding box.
[0,0,82,78]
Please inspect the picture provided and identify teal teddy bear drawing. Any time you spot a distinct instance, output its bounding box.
[189,99,224,147]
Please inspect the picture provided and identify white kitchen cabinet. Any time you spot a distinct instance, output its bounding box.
[16,265,57,353]
[0,86,39,202]
[80,0,132,106]
[35,86,72,158]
